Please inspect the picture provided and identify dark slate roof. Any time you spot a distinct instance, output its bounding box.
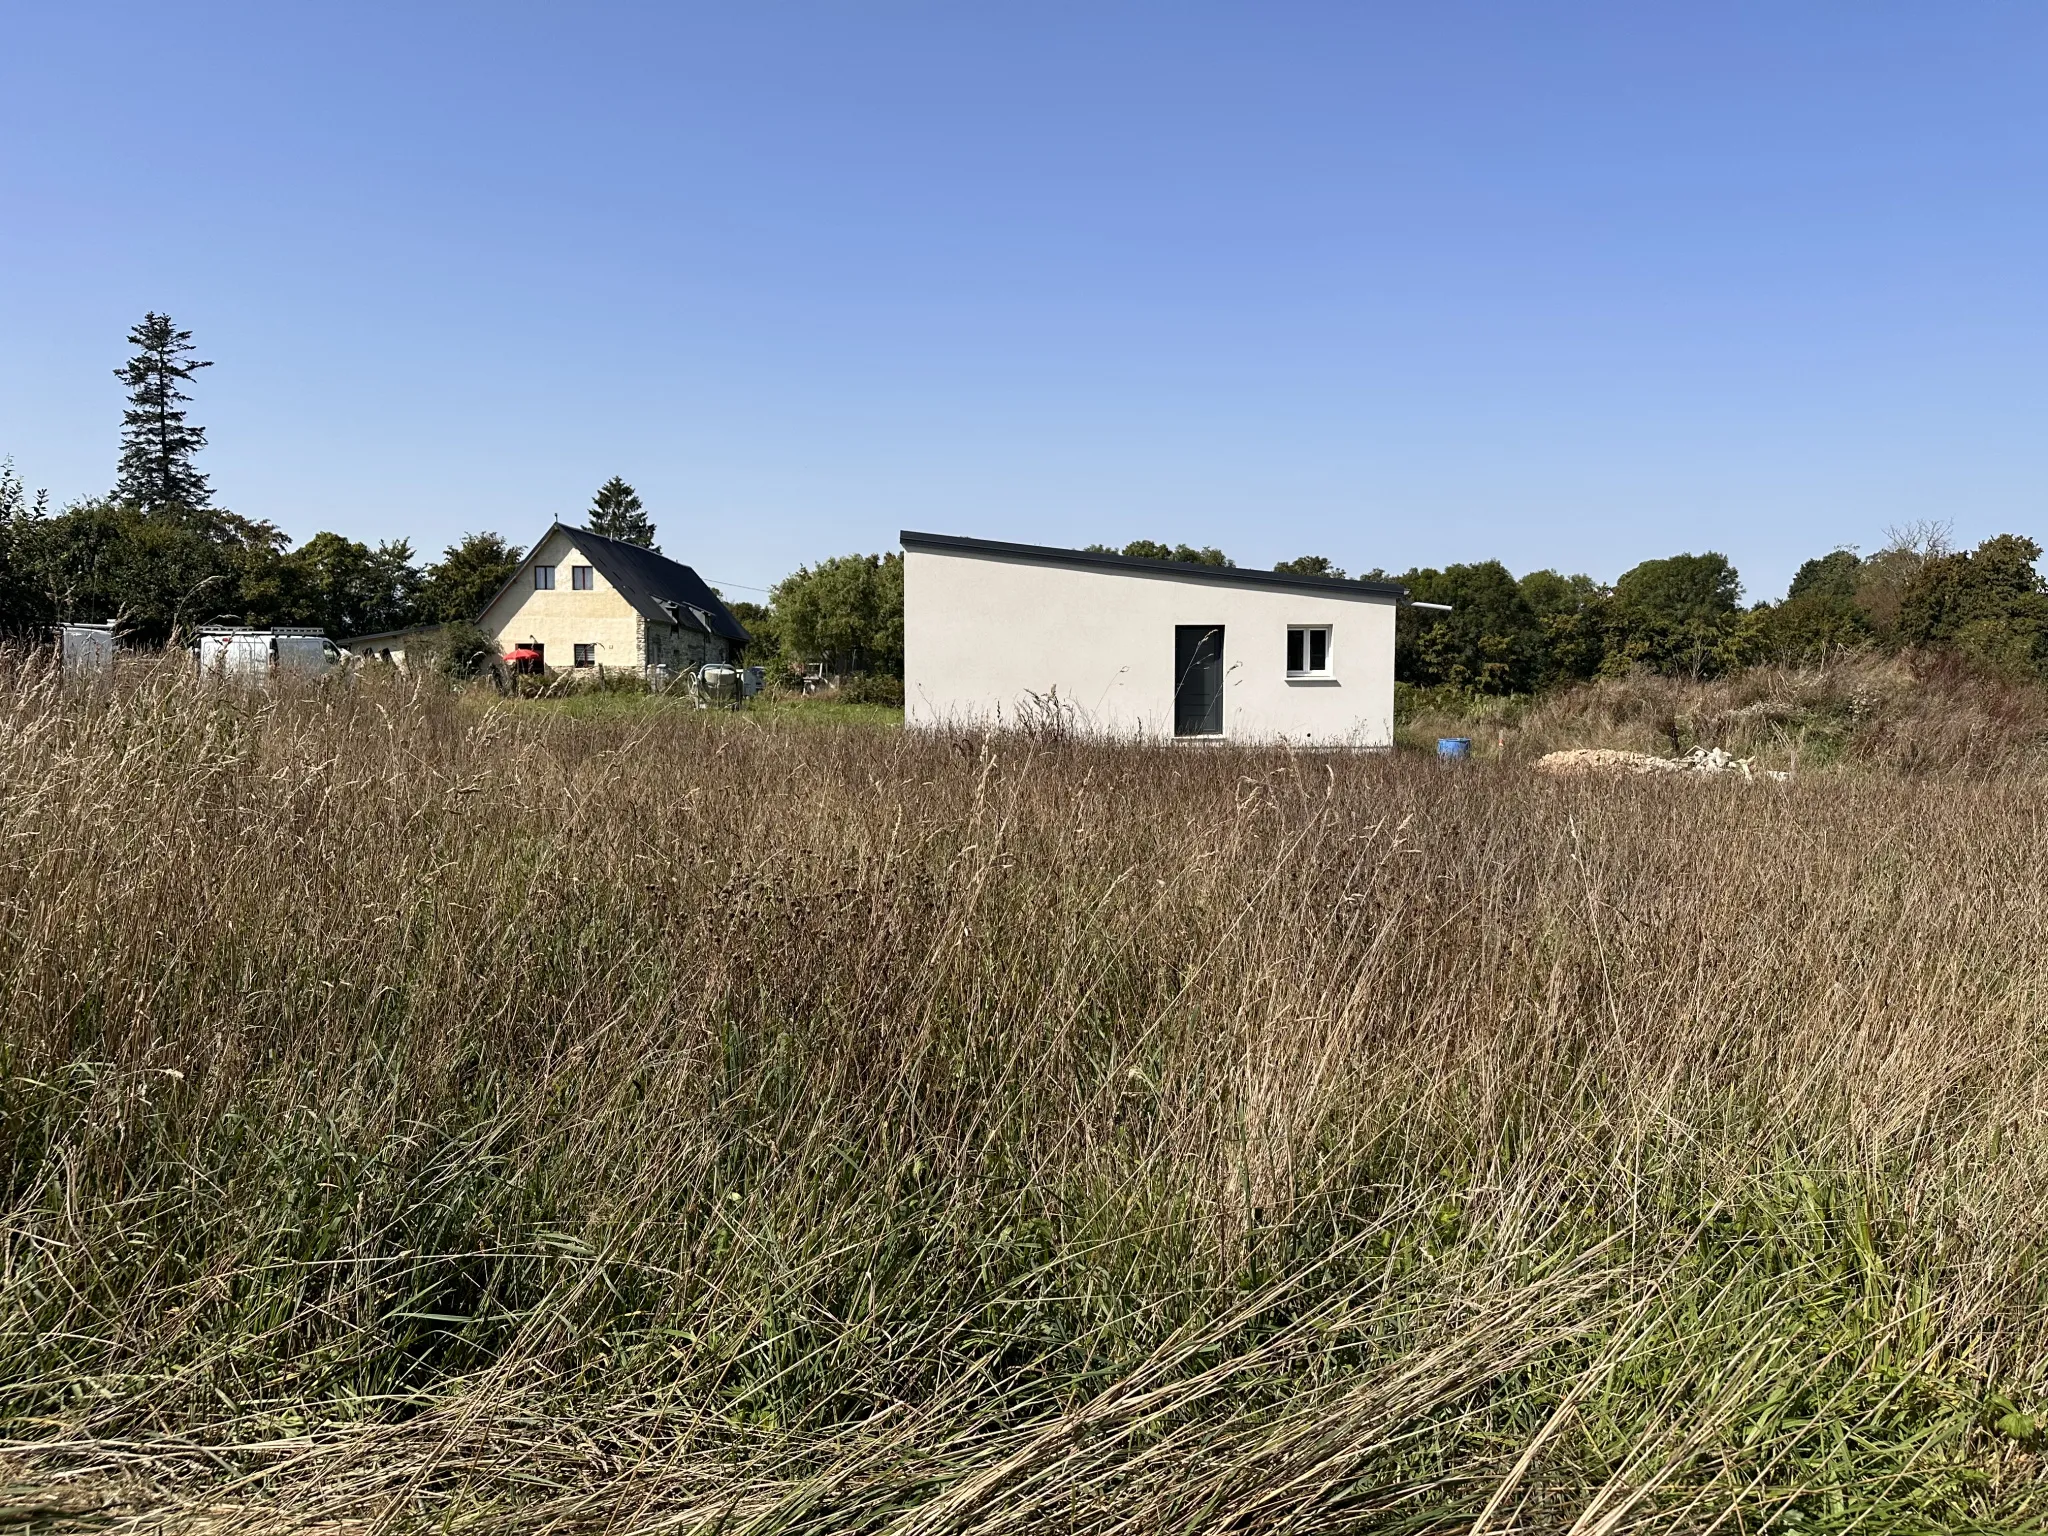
[489,524,753,644]
[899,530,1408,600]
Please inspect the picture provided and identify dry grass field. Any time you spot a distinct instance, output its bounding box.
[1400,652,2048,778]
[4,659,2048,1533]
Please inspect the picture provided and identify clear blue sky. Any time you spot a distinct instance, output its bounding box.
[4,4,2046,601]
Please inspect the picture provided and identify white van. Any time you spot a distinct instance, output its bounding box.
[193,627,349,680]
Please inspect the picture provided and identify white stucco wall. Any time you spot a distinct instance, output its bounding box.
[904,547,1397,746]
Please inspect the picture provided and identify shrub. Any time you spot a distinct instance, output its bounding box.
[421,619,498,682]
[835,671,905,707]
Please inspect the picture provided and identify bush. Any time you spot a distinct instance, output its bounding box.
[421,619,498,682]
[577,666,653,695]
[835,671,905,707]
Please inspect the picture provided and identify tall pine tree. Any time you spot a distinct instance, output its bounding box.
[587,476,657,548]
[115,313,213,514]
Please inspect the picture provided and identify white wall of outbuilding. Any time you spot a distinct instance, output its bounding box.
[904,545,1397,746]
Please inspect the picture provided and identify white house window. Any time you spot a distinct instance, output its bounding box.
[1286,626,1331,676]
[573,644,596,668]
[572,565,594,590]
[533,564,556,590]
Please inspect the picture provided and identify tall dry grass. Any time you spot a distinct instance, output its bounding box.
[3,657,2047,1532]
[1402,652,2048,777]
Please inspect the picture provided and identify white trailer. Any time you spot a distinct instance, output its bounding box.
[58,623,116,674]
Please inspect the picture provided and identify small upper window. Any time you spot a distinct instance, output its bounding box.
[533,565,556,590]
[1286,625,1331,677]
[572,565,594,590]
[573,644,596,668]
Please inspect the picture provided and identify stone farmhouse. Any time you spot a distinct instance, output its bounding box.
[477,523,750,676]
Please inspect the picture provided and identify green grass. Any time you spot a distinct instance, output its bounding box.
[507,687,903,728]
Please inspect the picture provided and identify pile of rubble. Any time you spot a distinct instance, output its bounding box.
[1535,745,1790,781]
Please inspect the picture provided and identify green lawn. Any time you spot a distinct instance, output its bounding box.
[509,688,904,728]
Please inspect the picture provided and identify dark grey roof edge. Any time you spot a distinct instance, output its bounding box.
[899,530,1408,599]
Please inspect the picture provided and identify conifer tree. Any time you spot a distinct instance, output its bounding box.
[114,313,214,513]
[587,476,657,548]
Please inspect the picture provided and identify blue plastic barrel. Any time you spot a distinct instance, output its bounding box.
[1437,737,1471,758]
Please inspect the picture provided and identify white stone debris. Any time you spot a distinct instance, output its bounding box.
[1535,745,1791,781]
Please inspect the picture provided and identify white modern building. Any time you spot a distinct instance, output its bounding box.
[903,531,1404,745]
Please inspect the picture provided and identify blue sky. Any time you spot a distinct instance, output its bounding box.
[4,4,2046,601]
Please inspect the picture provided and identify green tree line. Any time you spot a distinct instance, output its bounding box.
[964,531,2048,690]
[0,313,906,675]
[1371,525,2048,692]
[10,315,2047,691]
[0,447,538,648]
[0,315,650,646]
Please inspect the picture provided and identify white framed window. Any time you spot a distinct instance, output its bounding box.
[1286,625,1331,677]
[572,565,594,590]
[533,564,556,590]
[573,643,596,668]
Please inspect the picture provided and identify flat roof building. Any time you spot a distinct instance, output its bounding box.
[902,531,1403,746]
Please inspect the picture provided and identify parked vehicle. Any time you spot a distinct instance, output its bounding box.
[192,627,349,680]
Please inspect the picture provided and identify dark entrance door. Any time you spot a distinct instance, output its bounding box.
[1173,625,1225,737]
